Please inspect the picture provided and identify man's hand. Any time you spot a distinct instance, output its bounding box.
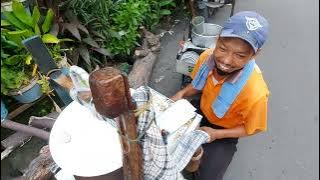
[199,126,220,143]
[170,91,184,102]
[170,84,200,102]
[200,125,248,142]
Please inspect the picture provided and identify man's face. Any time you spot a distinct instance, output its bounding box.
[213,37,257,75]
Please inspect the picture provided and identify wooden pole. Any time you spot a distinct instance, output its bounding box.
[89,67,142,180]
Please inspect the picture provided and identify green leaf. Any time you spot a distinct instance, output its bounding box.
[12,0,33,27]
[2,36,19,47]
[7,29,34,37]
[42,8,54,33]
[58,38,74,42]
[159,0,173,7]
[82,37,100,48]
[160,10,171,15]
[34,24,41,35]
[1,67,27,93]
[4,55,23,65]
[3,11,27,30]
[1,20,11,26]
[25,55,32,65]
[1,52,9,59]
[109,29,121,39]
[32,6,41,27]
[42,34,59,43]
[6,33,23,46]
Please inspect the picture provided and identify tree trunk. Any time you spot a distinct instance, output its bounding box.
[128,27,160,89]
[24,145,54,180]
[128,52,157,89]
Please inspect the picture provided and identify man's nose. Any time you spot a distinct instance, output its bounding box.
[221,54,233,66]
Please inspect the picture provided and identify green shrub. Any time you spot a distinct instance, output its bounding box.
[64,0,176,57]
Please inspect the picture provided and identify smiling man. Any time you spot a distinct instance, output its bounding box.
[171,11,270,180]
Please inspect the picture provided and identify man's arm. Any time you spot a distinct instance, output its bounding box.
[171,84,201,101]
[200,125,256,142]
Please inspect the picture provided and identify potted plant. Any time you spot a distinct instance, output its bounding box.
[1,37,42,103]
[1,0,71,103]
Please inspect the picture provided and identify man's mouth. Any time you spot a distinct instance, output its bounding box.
[216,63,232,72]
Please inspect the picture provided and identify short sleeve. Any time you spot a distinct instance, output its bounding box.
[190,49,213,79]
[244,96,269,135]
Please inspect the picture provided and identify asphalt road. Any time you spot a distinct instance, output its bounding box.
[150,0,319,179]
[222,1,319,179]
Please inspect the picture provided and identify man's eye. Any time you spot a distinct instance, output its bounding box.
[236,54,246,58]
[219,47,226,51]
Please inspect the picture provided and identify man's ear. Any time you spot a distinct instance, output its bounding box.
[252,48,262,59]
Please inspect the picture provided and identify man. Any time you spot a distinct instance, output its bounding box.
[171,11,270,180]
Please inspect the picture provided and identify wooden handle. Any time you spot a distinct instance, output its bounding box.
[89,67,142,180]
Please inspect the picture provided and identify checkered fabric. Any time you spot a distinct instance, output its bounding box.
[132,86,210,180]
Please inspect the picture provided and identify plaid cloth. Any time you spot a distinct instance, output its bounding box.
[132,86,210,180]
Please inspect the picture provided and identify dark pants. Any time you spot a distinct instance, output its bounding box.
[186,99,238,180]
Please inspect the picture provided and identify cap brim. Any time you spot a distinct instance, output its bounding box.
[220,29,258,52]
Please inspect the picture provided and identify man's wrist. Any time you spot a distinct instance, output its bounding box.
[178,91,185,99]
[213,130,223,140]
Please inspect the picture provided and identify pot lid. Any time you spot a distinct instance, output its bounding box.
[49,101,123,177]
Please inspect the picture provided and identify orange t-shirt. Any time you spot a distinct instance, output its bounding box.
[190,49,270,135]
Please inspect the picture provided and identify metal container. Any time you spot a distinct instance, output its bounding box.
[191,23,222,48]
[7,77,43,103]
[176,51,200,76]
[191,16,205,34]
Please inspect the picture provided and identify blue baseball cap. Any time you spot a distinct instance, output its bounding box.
[220,11,269,52]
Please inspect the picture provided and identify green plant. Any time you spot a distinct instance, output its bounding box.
[108,0,149,55]
[41,0,178,72]
[108,0,176,55]
[56,10,112,72]
[37,74,52,95]
[1,0,69,95]
[1,34,32,95]
[144,0,176,30]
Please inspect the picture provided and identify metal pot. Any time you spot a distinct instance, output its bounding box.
[7,77,43,103]
[191,23,222,48]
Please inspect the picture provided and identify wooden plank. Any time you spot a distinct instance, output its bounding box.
[1,131,31,148]
[1,132,32,160]
[7,98,41,120]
